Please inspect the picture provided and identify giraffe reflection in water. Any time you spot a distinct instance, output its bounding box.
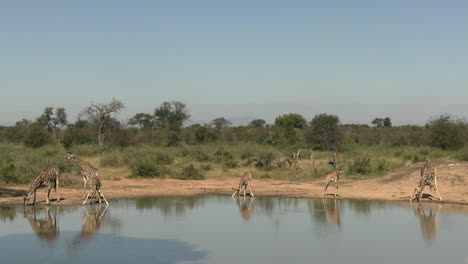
[70,204,109,250]
[233,196,254,221]
[24,206,60,245]
[308,199,341,230]
[414,203,442,241]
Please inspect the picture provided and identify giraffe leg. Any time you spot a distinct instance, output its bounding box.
[410,188,419,202]
[232,190,239,197]
[33,191,37,205]
[82,190,91,206]
[334,183,338,198]
[249,183,254,197]
[82,178,88,200]
[433,185,443,201]
[56,177,60,202]
[418,186,425,203]
[323,182,331,197]
[98,190,109,205]
[47,188,51,205]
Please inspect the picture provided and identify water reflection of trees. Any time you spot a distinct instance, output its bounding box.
[0,206,17,222]
[252,197,301,217]
[414,203,442,242]
[23,206,60,245]
[233,196,253,221]
[134,196,208,216]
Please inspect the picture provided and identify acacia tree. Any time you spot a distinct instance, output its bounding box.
[129,113,153,129]
[274,113,307,143]
[427,114,465,150]
[248,119,266,128]
[154,101,190,130]
[36,107,68,142]
[81,98,124,145]
[305,113,343,150]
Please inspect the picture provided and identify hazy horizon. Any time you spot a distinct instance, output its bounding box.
[2,1,467,126]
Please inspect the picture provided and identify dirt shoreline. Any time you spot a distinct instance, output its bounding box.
[1,161,468,206]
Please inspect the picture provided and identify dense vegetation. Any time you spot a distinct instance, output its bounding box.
[1,100,467,185]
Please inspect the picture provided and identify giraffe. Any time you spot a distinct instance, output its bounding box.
[322,198,341,229]
[323,170,343,198]
[66,153,100,199]
[69,204,108,250]
[410,162,443,202]
[24,165,60,205]
[414,203,442,241]
[23,206,60,244]
[82,173,109,206]
[233,196,254,221]
[232,171,254,197]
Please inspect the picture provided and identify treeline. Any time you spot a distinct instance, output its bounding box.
[1,99,467,151]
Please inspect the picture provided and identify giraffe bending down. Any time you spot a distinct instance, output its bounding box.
[82,174,109,206]
[24,165,60,205]
[323,170,343,198]
[411,162,443,202]
[24,206,60,243]
[232,172,254,197]
[66,153,100,199]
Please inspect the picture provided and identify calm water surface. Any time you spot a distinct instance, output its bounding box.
[1,196,468,264]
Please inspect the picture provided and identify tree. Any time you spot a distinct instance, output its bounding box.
[80,98,125,145]
[305,113,343,150]
[274,113,307,129]
[274,113,306,143]
[371,118,384,127]
[383,117,392,127]
[154,101,190,130]
[129,113,153,129]
[248,119,266,128]
[211,117,232,130]
[36,107,68,142]
[427,114,465,150]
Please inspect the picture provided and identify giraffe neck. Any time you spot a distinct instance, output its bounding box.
[72,157,90,171]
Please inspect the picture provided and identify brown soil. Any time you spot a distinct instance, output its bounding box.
[2,162,468,206]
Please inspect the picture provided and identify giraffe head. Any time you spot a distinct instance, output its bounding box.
[66,153,75,161]
[23,192,32,206]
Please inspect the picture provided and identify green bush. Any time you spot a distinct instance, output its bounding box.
[349,156,372,175]
[199,163,212,171]
[223,159,239,169]
[100,153,124,167]
[214,150,233,163]
[0,164,16,183]
[175,164,205,180]
[131,162,166,178]
[24,127,52,148]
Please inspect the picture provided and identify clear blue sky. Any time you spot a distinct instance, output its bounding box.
[1,1,467,125]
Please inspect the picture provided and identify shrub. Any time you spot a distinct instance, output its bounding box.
[214,150,233,163]
[199,163,212,171]
[223,159,239,169]
[349,157,372,175]
[100,154,124,167]
[24,127,52,148]
[427,114,465,150]
[175,164,205,180]
[456,149,468,161]
[131,162,166,178]
[0,164,16,183]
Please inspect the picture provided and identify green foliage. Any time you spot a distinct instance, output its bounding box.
[131,162,166,178]
[348,156,372,175]
[248,119,266,128]
[129,113,153,129]
[305,113,343,150]
[456,148,468,161]
[154,101,190,130]
[427,114,465,150]
[0,164,16,184]
[274,113,307,129]
[175,164,205,180]
[24,126,52,148]
[214,150,233,163]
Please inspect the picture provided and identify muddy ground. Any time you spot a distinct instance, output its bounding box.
[1,161,467,206]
